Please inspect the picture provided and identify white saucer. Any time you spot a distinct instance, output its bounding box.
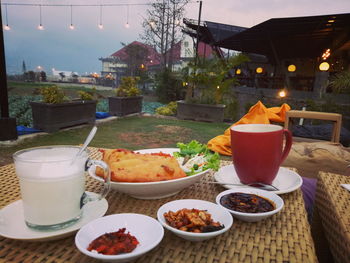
[214,165,303,195]
[0,192,108,242]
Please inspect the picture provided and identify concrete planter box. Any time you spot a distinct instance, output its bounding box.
[176,100,226,122]
[30,100,96,133]
[108,96,143,116]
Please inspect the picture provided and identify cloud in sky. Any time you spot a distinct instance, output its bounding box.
[2,0,350,74]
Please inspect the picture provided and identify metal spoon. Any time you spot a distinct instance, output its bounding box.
[71,126,97,164]
[207,181,279,191]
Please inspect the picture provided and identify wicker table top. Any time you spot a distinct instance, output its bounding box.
[315,171,350,263]
[0,147,318,263]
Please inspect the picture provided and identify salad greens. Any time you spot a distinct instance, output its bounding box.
[174,140,220,176]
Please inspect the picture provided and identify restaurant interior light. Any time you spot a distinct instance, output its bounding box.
[278,90,286,98]
[319,62,330,71]
[256,67,263,74]
[321,49,331,60]
[287,64,296,72]
[236,69,241,75]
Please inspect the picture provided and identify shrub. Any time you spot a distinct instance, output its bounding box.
[40,85,67,104]
[155,68,184,103]
[78,90,94,100]
[115,76,141,97]
[155,101,177,116]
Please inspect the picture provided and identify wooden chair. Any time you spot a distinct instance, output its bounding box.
[284,110,342,143]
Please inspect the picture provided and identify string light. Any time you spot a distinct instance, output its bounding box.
[98,5,103,29]
[3,4,11,30]
[37,5,44,30]
[69,5,75,30]
[1,1,198,30]
[125,4,130,28]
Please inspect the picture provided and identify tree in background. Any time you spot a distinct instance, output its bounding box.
[140,0,189,70]
[122,42,149,77]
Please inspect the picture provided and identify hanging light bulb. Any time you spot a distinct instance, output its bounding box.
[69,5,75,30]
[3,4,11,31]
[98,5,103,29]
[37,5,44,30]
[125,5,130,28]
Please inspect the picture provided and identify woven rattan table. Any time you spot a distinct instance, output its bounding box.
[315,171,350,263]
[0,147,317,263]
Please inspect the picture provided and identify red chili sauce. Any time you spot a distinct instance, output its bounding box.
[220,193,275,213]
[87,228,139,255]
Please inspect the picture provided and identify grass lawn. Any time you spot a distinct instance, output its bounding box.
[0,116,231,166]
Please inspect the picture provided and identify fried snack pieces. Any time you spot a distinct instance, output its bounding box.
[163,208,224,233]
[96,149,186,182]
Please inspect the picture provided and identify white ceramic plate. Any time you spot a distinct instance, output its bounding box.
[214,165,302,195]
[75,213,164,262]
[157,199,233,242]
[0,192,108,241]
[89,148,209,199]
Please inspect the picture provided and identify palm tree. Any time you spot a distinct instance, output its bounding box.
[329,71,350,93]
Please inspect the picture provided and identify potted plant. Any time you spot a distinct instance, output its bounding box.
[177,54,248,122]
[108,76,143,116]
[30,85,97,133]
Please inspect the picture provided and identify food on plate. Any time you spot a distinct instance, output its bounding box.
[174,140,220,176]
[163,208,224,233]
[96,149,186,182]
[87,228,139,255]
[220,192,275,213]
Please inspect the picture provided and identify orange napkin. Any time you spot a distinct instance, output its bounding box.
[207,101,291,155]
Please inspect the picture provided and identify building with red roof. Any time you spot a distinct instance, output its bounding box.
[99,37,218,87]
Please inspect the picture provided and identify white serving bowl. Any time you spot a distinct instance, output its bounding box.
[157,199,233,242]
[75,213,164,262]
[215,188,284,222]
[89,148,209,199]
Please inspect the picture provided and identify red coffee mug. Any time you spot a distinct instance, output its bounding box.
[230,124,292,184]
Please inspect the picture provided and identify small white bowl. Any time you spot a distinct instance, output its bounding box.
[75,213,164,262]
[216,188,284,222]
[157,199,233,242]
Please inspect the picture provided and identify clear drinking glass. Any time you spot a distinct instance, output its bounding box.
[13,145,110,231]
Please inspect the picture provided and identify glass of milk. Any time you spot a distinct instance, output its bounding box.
[13,145,110,231]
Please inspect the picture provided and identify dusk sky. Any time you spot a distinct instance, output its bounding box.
[2,0,350,75]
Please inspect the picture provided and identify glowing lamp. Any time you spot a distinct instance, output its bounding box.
[3,25,10,31]
[98,24,104,29]
[69,24,75,30]
[256,67,263,74]
[217,85,220,89]
[236,69,241,75]
[319,62,330,71]
[278,90,286,98]
[288,64,296,72]
[37,24,44,30]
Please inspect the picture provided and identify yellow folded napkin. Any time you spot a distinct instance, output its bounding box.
[207,101,291,156]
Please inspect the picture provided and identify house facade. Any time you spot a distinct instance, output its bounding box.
[99,36,215,87]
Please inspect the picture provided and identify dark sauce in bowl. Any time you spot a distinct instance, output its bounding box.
[220,192,275,213]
